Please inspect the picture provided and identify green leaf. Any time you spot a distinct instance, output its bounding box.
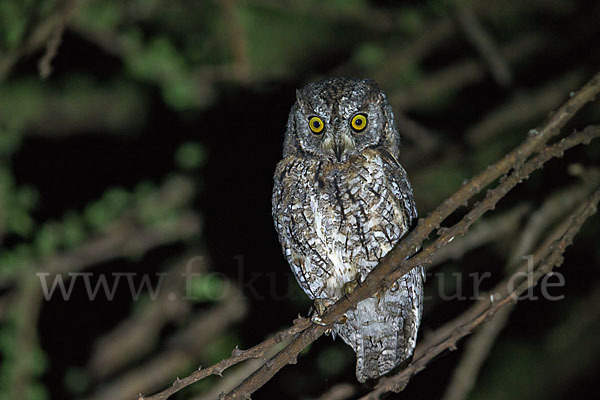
[175,142,206,171]
[189,273,226,303]
[352,43,385,70]
[64,367,90,395]
[34,222,61,257]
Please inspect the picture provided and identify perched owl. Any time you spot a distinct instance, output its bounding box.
[272,77,423,382]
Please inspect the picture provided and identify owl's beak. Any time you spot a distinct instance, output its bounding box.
[322,131,354,162]
[333,143,344,161]
[333,131,355,162]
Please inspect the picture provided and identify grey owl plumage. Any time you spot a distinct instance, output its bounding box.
[272,77,423,382]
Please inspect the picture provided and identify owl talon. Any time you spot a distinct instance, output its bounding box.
[311,314,328,326]
[313,298,329,316]
[343,278,360,296]
[311,298,334,326]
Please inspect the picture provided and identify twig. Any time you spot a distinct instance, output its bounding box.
[87,284,247,400]
[466,71,584,146]
[221,79,600,397]
[455,2,512,87]
[0,0,82,80]
[0,177,199,288]
[441,305,512,400]
[390,33,545,109]
[0,212,199,289]
[224,123,600,399]
[537,284,600,398]
[508,175,600,267]
[241,0,396,31]
[138,317,312,400]
[5,275,45,400]
[142,72,600,400]
[219,0,251,83]
[441,176,598,400]
[88,252,207,379]
[319,383,358,400]
[395,112,439,152]
[429,203,529,267]
[38,0,77,79]
[190,338,292,400]
[361,187,600,398]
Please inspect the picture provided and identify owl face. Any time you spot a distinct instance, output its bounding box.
[283,77,399,162]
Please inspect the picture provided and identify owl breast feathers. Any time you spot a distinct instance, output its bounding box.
[272,77,423,382]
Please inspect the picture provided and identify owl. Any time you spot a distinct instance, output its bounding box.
[272,77,423,382]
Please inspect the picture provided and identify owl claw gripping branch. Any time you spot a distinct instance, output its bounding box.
[272,78,423,382]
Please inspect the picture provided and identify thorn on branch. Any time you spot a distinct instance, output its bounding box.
[231,346,244,357]
[266,360,275,370]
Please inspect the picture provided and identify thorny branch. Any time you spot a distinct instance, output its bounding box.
[88,284,247,400]
[142,72,600,400]
[139,318,311,400]
[441,174,599,400]
[362,187,600,398]
[38,0,77,79]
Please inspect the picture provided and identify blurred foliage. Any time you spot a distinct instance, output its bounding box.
[189,273,227,303]
[0,177,192,278]
[0,295,49,400]
[0,0,56,51]
[203,332,240,366]
[0,0,598,399]
[175,141,207,171]
[0,168,38,238]
[63,367,90,396]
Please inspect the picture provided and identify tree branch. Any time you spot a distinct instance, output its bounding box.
[142,71,600,400]
[361,187,600,398]
[138,317,312,400]
[455,2,512,86]
[441,174,598,400]
[87,284,247,400]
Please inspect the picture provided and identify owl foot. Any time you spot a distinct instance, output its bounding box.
[313,298,332,315]
[311,315,327,326]
[311,298,334,326]
[342,276,360,296]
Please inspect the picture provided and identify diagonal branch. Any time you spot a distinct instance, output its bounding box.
[222,73,600,398]
[224,124,600,399]
[139,317,311,400]
[361,187,600,398]
[441,175,599,400]
[455,2,512,86]
[141,71,600,400]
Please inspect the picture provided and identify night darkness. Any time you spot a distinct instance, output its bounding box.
[1,1,600,400]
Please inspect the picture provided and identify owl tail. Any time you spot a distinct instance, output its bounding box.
[355,310,403,382]
[335,269,423,382]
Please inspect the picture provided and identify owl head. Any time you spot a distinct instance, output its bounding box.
[282,77,400,162]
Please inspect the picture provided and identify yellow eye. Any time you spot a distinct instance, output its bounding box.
[351,113,368,132]
[308,116,324,134]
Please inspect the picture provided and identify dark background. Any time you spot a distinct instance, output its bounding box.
[1,1,599,399]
